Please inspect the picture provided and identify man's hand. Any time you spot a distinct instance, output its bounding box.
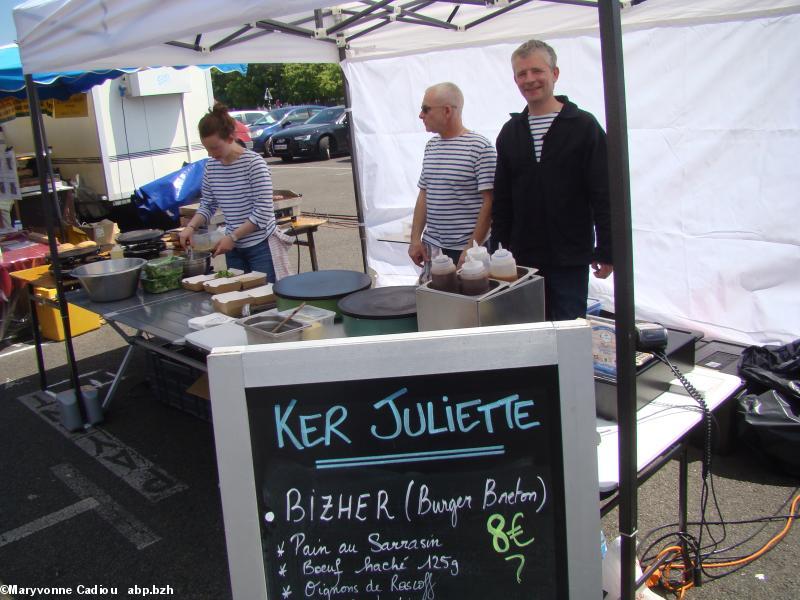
[213,234,236,257]
[408,240,428,267]
[592,262,613,279]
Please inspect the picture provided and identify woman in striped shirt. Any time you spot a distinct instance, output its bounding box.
[179,103,277,282]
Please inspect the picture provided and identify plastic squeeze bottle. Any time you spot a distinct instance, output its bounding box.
[429,254,459,293]
[465,241,491,272]
[110,243,124,259]
[489,244,518,282]
[459,258,490,296]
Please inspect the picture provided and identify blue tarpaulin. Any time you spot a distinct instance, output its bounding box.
[133,159,207,223]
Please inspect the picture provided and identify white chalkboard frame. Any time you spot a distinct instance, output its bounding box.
[208,320,601,600]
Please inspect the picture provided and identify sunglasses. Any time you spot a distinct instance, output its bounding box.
[420,104,452,114]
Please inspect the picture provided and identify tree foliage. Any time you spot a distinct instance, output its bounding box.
[211,63,344,109]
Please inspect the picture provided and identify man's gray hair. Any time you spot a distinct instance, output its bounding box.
[427,82,464,110]
[511,39,557,69]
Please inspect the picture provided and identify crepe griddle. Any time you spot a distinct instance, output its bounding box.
[47,244,99,262]
[116,229,164,245]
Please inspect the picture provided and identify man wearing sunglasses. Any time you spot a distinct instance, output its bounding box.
[409,82,497,269]
[493,39,613,321]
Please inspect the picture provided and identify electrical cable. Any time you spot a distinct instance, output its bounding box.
[640,350,800,596]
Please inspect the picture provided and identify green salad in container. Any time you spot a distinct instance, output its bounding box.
[143,255,185,279]
[141,256,186,293]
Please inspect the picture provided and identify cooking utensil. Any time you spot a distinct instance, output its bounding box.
[338,286,418,337]
[175,250,211,277]
[70,258,146,302]
[47,244,99,262]
[270,302,306,333]
[116,229,164,245]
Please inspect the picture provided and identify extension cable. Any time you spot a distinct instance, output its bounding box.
[645,493,800,598]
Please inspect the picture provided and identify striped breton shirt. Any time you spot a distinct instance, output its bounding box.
[197,149,276,248]
[417,132,497,250]
[528,112,559,162]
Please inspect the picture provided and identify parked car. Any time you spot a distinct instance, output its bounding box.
[230,110,268,126]
[233,120,253,150]
[249,105,325,155]
[269,106,350,162]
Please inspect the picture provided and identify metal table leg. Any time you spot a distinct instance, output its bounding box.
[306,228,319,271]
[25,282,48,391]
[101,321,142,410]
[678,445,694,582]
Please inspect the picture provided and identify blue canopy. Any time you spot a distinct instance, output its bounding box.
[0,44,245,100]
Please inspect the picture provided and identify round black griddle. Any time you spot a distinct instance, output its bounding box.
[116,229,164,245]
[274,270,372,301]
[338,286,417,320]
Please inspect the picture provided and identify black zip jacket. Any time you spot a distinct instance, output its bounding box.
[492,96,613,267]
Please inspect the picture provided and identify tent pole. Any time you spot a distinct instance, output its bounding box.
[336,46,369,272]
[597,2,638,600]
[23,74,87,421]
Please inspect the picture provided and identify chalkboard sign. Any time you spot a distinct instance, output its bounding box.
[208,324,601,599]
[245,365,568,599]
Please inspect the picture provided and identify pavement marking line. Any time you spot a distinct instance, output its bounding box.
[52,463,161,550]
[0,497,99,548]
[18,391,188,502]
[0,342,37,358]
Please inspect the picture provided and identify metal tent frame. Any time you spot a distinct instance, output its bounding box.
[22,2,642,597]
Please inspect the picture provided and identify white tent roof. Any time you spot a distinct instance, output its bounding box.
[15,0,800,73]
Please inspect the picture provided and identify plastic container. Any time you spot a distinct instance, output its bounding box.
[191,228,224,253]
[236,314,310,344]
[33,286,101,340]
[262,305,336,340]
[489,244,518,282]
[459,259,490,296]
[80,385,104,425]
[429,254,459,293]
[56,388,83,432]
[465,241,490,272]
[110,244,124,260]
[187,312,237,330]
[143,255,185,279]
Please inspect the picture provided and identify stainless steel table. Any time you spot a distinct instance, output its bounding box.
[67,287,216,408]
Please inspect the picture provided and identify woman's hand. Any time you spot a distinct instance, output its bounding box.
[178,226,194,249]
[213,234,236,257]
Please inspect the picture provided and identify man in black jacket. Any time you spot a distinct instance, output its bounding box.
[493,39,613,320]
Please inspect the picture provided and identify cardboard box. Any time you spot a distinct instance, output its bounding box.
[78,219,118,246]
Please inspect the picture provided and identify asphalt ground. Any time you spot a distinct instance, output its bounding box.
[1,157,798,599]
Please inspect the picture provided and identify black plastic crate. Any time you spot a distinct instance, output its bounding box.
[145,348,210,421]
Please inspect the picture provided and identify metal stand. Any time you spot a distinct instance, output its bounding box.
[23,75,87,423]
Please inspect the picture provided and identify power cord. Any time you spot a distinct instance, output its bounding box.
[641,347,800,598]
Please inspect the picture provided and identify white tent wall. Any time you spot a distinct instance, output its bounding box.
[344,10,800,346]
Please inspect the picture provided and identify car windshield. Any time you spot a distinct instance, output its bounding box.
[305,108,343,125]
[253,108,291,126]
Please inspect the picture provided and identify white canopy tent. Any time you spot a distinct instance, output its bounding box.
[14,0,800,346]
[15,2,799,599]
